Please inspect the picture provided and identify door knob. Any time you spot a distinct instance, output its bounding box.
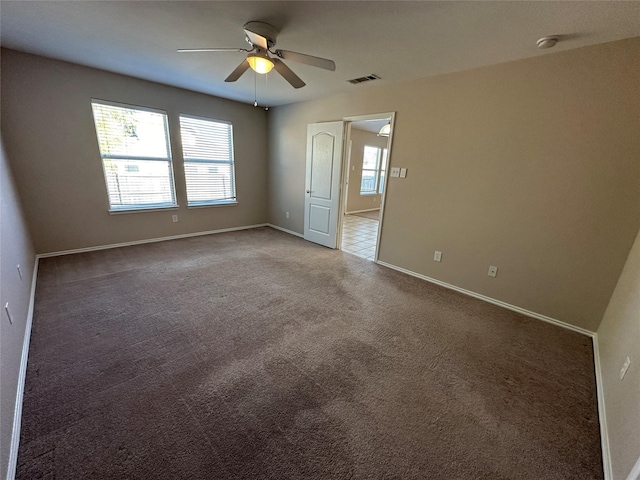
[306,190,310,194]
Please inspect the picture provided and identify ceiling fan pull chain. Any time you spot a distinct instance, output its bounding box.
[254,71,258,107]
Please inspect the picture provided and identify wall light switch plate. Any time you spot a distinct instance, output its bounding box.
[400,168,407,178]
[488,266,498,277]
[172,214,178,223]
[390,167,400,178]
[434,251,442,262]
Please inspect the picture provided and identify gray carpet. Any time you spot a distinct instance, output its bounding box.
[17,227,603,479]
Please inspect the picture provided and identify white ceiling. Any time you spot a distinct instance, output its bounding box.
[352,119,390,135]
[1,1,638,107]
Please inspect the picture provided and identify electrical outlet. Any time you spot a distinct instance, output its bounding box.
[172,214,178,223]
[17,264,23,281]
[5,303,12,325]
[286,212,290,219]
[434,251,442,262]
[390,167,400,178]
[620,356,631,380]
[488,266,498,277]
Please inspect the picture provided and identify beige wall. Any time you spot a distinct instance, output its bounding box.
[597,228,640,480]
[1,49,268,254]
[0,135,36,479]
[345,128,386,213]
[268,38,640,332]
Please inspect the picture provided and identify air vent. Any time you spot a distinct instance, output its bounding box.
[347,74,381,85]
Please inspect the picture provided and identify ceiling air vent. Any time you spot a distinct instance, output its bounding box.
[347,74,381,85]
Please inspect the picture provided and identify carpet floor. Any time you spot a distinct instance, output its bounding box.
[17,227,603,479]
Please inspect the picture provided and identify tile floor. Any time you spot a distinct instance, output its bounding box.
[341,214,379,260]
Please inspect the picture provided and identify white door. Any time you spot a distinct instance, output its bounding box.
[304,121,344,248]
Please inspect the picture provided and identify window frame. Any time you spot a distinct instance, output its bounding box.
[360,145,388,196]
[179,113,238,208]
[91,99,178,213]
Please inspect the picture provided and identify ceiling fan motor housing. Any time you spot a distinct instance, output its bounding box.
[243,21,278,49]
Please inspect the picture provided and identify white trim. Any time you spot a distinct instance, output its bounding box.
[91,98,168,116]
[109,205,179,215]
[627,456,640,480]
[343,112,396,123]
[7,258,39,480]
[267,224,304,238]
[179,112,232,126]
[345,208,380,214]
[340,111,396,263]
[187,202,238,209]
[593,334,613,480]
[375,260,595,337]
[37,224,269,258]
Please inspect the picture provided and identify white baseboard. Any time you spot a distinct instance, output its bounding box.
[345,208,380,214]
[375,260,595,337]
[6,258,39,480]
[628,456,640,480]
[37,224,269,258]
[267,224,303,238]
[592,334,613,480]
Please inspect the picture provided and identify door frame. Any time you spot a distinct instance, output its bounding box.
[338,112,396,262]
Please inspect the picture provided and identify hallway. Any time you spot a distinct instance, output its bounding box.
[341,212,379,261]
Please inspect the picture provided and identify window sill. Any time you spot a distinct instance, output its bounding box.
[109,205,179,215]
[360,192,380,196]
[188,201,238,209]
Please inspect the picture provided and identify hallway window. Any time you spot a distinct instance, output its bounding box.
[360,146,387,195]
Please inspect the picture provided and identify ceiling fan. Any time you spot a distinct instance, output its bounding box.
[177,21,336,89]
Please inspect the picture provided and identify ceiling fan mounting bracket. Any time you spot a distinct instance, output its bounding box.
[243,21,278,49]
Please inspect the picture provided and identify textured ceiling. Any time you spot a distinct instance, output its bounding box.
[1,1,638,107]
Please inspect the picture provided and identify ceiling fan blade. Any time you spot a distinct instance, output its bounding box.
[225,60,250,82]
[177,48,248,53]
[275,50,336,71]
[272,58,306,89]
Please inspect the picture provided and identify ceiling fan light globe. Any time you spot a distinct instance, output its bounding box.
[248,55,274,74]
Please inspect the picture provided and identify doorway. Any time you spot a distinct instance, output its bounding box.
[339,114,394,261]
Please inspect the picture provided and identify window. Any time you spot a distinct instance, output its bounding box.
[91,100,176,212]
[360,146,388,195]
[179,115,237,206]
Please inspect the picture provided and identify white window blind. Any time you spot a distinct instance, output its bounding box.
[179,115,237,206]
[91,100,176,212]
